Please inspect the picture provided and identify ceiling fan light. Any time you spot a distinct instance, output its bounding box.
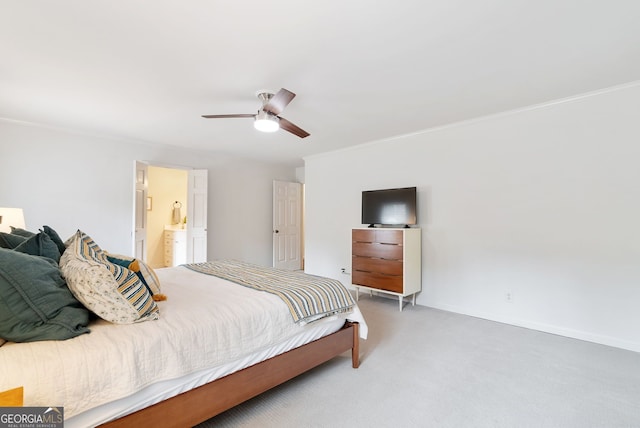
[254,111,280,133]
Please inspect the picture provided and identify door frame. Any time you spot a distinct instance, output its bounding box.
[272,180,303,270]
[132,161,208,264]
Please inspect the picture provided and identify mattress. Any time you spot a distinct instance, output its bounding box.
[0,266,367,427]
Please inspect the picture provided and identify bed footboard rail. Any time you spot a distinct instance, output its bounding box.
[99,321,359,428]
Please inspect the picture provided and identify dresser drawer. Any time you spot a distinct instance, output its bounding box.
[352,257,403,276]
[352,229,374,243]
[352,229,403,244]
[352,242,403,260]
[352,271,403,293]
[373,229,403,245]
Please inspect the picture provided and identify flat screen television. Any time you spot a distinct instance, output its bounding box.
[361,187,417,227]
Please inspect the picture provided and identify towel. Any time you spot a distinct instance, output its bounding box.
[172,206,181,225]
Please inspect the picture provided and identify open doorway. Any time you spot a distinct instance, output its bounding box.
[133,162,208,268]
[147,166,188,268]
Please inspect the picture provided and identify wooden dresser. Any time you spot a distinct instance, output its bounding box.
[351,228,421,311]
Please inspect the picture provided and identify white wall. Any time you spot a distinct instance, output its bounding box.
[0,120,296,267]
[304,82,640,352]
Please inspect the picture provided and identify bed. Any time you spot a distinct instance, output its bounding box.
[0,229,367,427]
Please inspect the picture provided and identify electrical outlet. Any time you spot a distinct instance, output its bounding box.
[505,291,513,303]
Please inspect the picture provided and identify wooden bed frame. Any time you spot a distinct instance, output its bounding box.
[99,321,360,427]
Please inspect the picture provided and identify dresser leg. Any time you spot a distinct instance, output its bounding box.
[412,294,416,306]
[399,296,403,312]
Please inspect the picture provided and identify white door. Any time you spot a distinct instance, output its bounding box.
[187,169,208,263]
[273,181,302,270]
[134,161,148,259]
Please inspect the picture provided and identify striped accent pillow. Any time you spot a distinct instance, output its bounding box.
[60,230,158,324]
[105,253,163,297]
[135,259,162,296]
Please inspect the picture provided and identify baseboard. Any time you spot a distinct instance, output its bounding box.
[428,302,640,353]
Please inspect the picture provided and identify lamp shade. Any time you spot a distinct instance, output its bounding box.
[0,208,26,233]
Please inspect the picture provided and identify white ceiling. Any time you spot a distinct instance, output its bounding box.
[2,1,639,166]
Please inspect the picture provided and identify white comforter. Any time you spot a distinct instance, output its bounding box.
[0,266,367,423]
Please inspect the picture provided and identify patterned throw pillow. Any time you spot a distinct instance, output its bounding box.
[60,231,159,324]
[135,259,164,299]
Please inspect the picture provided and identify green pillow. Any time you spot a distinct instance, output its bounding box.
[0,232,26,249]
[43,225,67,255]
[13,232,61,263]
[0,248,90,342]
[10,227,35,238]
[106,255,132,269]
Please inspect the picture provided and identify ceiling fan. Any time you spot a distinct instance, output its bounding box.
[202,88,310,138]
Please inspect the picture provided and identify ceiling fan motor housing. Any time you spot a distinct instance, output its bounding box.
[256,91,275,105]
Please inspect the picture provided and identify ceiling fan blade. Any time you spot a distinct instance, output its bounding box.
[278,117,310,138]
[201,114,255,119]
[263,88,296,116]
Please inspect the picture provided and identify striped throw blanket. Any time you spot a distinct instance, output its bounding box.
[184,260,355,324]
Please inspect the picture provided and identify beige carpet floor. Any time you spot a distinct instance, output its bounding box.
[197,295,640,428]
